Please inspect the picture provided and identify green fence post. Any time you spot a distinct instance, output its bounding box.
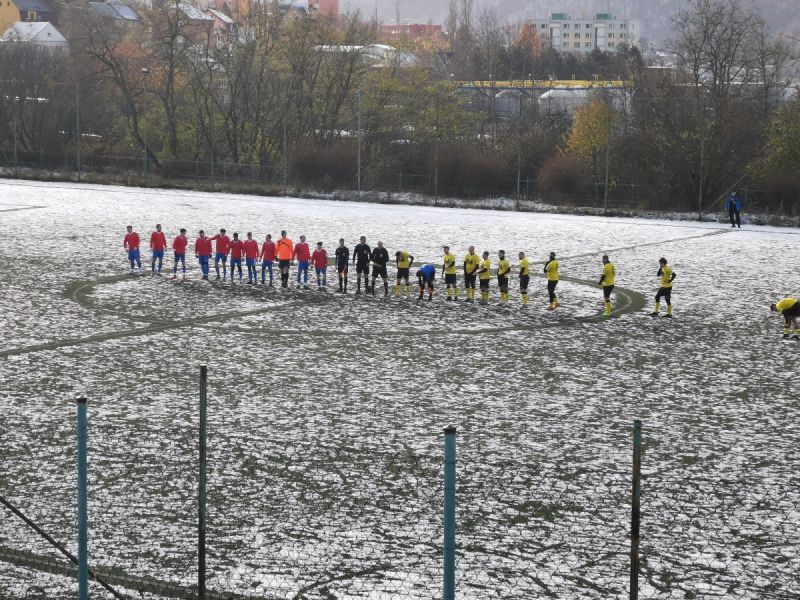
[443,426,456,600]
[199,365,208,600]
[630,419,642,600]
[76,397,88,600]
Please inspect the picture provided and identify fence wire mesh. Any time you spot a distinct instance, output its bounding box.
[0,401,798,599]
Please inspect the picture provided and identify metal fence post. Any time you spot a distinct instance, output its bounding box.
[199,365,208,600]
[76,397,88,600]
[630,419,642,600]
[443,426,456,600]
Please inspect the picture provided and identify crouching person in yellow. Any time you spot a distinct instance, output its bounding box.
[770,298,800,339]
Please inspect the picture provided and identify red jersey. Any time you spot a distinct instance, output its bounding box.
[230,239,244,260]
[124,232,140,250]
[260,240,276,261]
[243,239,259,259]
[150,231,167,251]
[210,234,230,255]
[311,249,328,269]
[195,237,212,257]
[293,242,311,262]
[172,235,188,254]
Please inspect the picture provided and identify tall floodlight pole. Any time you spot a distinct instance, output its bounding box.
[141,67,149,178]
[75,83,81,181]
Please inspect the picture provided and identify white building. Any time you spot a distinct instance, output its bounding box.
[0,21,67,51]
[529,13,638,53]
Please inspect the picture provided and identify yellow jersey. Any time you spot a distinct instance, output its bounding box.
[545,260,559,281]
[497,258,510,277]
[464,253,480,275]
[519,258,530,277]
[478,258,491,280]
[602,262,615,286]
[443,253,457,275]
[396,251,412,269]
[775,298,798,312]
[659,265,674,288]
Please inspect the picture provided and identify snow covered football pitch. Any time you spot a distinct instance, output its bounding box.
[0,179,798,599]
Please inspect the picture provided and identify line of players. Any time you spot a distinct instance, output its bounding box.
[122,225,581,310]
[124,225,799,333]
[122,225,689,318]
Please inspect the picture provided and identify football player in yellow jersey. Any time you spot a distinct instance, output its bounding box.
[442,246,459,301]
[598,254,615,316]
[394,250,414,297]
[544,251,560,310]
[478,251,492,303]
[518,252,530,306]
[652,257,676,317]
[463,246,481,303]
[770,298,800,338]
[497,250,511,302]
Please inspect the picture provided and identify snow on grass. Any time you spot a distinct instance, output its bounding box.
[0,179,798,599]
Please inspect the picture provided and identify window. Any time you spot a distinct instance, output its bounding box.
[608,33,614,38]
[563,32,569,38]
[584,42,592,47]
[585,32,591,38]
[609,42,615,47]
[540,23,547,28]
[574,32,580,38]
[573,42,580,48]
[620,23,626,29]
[586,23,591,28]
[27,10,37,19]
[575,23,580,29]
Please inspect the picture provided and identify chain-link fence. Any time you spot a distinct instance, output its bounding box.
[1,373,798,599]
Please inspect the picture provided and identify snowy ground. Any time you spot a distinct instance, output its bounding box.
[0,179,798,599]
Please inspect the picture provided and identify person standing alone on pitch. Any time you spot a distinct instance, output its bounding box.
[229,233,244,283]
[770,298,800,339]
[243,232,259,284]
[652,257,676,317]
[124,225,142,272]
[276,230,293,288]
[260,234,276,286]
[442,246,459,301]
[195,230,212,280]
[311,242,328,289]
[335,238,349,293]
[518,251,530,306]
[395,249,414,297]
[170,228,188,279]
[544,252,560,310]
[725,191,742,228]
[370,241,390,297]
[210,229,230,280]
[463,246,480,303]
[293,235,311,289]
[353,236,371,294]
[598,254,615,316]
[150,224,167,274]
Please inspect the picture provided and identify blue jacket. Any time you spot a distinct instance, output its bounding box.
[417,263,435,280]
[725,194,742,212]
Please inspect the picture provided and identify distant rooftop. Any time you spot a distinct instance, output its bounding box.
[88,1,140,21]
[14,0,56,12]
